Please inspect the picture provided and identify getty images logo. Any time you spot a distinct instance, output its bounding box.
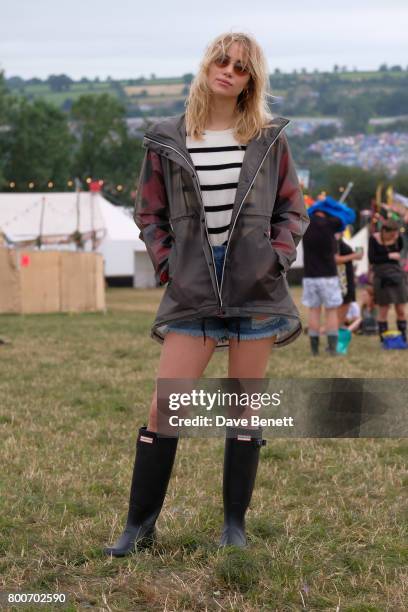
[168,389,283,411]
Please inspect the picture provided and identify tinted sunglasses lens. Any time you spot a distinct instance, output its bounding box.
[234,64,248,76]
[215,55,229,68]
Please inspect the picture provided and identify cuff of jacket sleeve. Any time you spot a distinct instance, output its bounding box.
[275,251,289,275]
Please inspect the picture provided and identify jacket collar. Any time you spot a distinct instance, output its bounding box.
[144,112,291,217]
[145,112,290,155]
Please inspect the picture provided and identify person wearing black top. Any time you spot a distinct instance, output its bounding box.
[335,236,363,327]
[368,219,408,343]
[302,211,344,355]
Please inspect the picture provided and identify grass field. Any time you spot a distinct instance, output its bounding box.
[0,287,407,611]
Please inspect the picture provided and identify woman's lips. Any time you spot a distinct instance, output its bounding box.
[216,78,232,87]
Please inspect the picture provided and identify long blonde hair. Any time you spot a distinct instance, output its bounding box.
[185,31,278,143]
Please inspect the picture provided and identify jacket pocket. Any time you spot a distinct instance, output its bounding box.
[263,231,281,280]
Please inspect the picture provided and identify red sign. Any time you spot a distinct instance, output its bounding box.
[90,180,103,192]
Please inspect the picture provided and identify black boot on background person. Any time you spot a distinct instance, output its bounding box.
[219,427,267,548]
[309,333,319,356]
[104,426,179,557]
[378,320,388,343]
[326,333,338,356]
[397,319,407,343]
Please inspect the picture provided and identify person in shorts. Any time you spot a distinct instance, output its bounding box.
[368,219,408,343]
[302,210,343,355]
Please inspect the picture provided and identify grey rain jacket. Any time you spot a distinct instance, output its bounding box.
[134,112,310,350]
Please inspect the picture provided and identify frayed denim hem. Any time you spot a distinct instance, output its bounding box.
[163,326,227,342]
[228,330,279,341]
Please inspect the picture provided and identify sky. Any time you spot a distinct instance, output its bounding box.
[1,0,407,80]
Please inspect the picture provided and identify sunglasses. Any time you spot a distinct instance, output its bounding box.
[213,54,250,77]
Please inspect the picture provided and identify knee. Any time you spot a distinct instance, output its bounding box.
[149,396,158,416]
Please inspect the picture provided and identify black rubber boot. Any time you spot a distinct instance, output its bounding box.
[103,426,178,557]
[309,335,319,356]
[378,320,388,343]
[397,319,407,343]
[326,334,338,356]
[219,427,266,548]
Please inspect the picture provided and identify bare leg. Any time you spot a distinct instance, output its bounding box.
[378,305,389,323]
[147,333,217,431]
[228,335,276,426]
[218,335,276,548]
[395,303,406,320]
[308,306,321,333]
[103,331,217,557]
[325,307,338,331]
[228,336,276,378]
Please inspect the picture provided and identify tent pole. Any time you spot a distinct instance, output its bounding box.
[38,196,46,249]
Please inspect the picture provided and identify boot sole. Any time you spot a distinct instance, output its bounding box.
[103,530,157,557]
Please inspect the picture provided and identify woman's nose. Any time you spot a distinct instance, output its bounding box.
[223,61,234,76]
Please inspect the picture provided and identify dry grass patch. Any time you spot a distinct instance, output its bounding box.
[0,287,406,610]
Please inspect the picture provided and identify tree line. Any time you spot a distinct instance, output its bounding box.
[0,72,144,205]
[1,71,407,212]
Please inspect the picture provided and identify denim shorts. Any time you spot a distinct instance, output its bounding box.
[163,245,295,344]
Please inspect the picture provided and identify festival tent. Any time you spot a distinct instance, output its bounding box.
[0,192,152,283]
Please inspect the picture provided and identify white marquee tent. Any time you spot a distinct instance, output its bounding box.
[0,192,153,282]
[0,193,372,285]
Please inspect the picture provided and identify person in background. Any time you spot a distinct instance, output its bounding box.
[302,210,343,355]
[368,219,408,343]
[357,285,379,335]
[335,234,364,328]
[343,301,362,333]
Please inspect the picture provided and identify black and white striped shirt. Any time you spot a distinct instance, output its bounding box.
[187,129,246,246]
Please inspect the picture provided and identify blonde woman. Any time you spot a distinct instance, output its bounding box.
[104,32,309,556]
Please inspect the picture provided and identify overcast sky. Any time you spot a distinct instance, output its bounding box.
[1,0,407,80]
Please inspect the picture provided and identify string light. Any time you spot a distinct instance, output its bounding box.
[6,177,133,193]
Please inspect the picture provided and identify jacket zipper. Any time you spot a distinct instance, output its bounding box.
[144,126,288,312]
[143,135,222,305]
[219,125,289,308]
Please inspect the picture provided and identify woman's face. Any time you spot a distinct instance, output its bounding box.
[207,42,251,101]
